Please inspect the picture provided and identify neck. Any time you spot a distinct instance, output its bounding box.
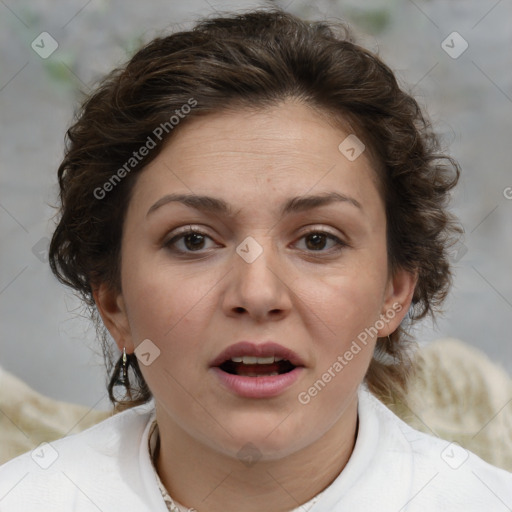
[154,396,358,512]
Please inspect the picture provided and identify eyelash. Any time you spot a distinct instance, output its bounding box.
[163,226,348,256]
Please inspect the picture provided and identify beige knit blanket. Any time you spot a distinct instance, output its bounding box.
[1,338,511,470]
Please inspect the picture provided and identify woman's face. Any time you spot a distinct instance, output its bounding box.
[98,101,414,460]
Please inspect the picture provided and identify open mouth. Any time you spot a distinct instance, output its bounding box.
[211,344,305,397]
[219,356,296,377]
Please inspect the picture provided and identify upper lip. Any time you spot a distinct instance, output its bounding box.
[210,341,305,368]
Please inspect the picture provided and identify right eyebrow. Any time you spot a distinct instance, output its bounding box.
[147,193,233,218]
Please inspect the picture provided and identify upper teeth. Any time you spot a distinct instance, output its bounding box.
[230,356,284,364]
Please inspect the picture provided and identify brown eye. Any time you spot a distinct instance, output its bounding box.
[296,231,347,253]
[183,232,206,251]
[305,233,329,251]
[164,228,217,254]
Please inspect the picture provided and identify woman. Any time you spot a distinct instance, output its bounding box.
[0,8,510,511]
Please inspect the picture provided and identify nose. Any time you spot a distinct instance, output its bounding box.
[222,237,293,322]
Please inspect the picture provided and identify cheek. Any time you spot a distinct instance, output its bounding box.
[120,246,219,362]
[298,257,388,338]
[122,277,220,438]
[293,273,383,415]
[121,261,211,396]
[291,274,386,443]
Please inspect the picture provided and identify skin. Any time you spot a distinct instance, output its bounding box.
[95,100,416,512]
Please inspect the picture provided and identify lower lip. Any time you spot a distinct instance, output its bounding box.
[210,367,304,398]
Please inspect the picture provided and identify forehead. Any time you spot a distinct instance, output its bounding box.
[129,101,382,219]
[166,101,363,170]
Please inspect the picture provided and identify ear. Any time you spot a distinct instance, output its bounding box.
[93,283,134,353]
[377,267,418,337]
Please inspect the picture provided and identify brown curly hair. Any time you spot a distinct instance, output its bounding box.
[48,8,462,409]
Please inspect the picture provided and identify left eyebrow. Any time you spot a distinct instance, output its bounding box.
[281,192,363,215]
[146,191,362,218]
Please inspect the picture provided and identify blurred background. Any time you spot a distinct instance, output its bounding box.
[1,0,511,411]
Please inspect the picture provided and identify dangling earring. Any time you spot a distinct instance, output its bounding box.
[374,334,398,365]
[121,347,128,384]
[116,347,128,386]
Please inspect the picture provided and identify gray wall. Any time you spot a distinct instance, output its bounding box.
[1,0,511,410]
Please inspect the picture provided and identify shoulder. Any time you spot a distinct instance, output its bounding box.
[360,389,512,510]
[0,403,166,511]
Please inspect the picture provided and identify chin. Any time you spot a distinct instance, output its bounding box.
[210,415,311,461]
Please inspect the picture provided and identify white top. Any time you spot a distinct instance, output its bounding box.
[0,387,510,511]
